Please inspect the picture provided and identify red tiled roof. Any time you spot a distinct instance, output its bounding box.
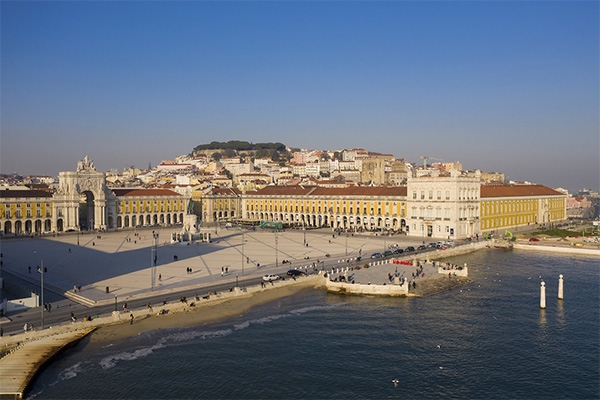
[310,186,407,197]
[480,185,563,198]
[253,186,315,196]
[112,188,181,197]
[0,190,54,199]
[211,188,241,195]
[251,185,407,197]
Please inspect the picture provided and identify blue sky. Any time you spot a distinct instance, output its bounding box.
[1,1,598,192]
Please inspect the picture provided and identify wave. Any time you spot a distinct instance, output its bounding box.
[100,328,232,370]
[99,303,348,370]
[58,361,85,381]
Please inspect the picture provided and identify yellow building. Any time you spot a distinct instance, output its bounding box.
[0,190,54,235]
[111,188,186,228]
[242,185,407,230]
[192,187,241,223]
[480,185,566,234]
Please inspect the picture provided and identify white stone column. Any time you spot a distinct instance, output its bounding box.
[540,281,546,309]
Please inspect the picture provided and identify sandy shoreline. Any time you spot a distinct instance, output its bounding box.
[89,280,320,343]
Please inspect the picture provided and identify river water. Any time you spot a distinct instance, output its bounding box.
[28,249,599,399]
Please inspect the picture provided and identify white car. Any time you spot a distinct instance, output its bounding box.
[262,274,281,282]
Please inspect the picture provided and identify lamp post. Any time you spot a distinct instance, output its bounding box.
[345,232,348,256]
[40,260,44,329]
[275,231,279,266]
[241,230,245,277]
[114,294,117,312]
[151,231,159,290]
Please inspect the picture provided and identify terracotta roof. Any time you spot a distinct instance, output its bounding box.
[112,188,181,197]
[253,186,315,196]
[310,186,407,197]
[480,185,563,198]
[251,185,407,197]
[0,190,54,199]
[211,188,241,195]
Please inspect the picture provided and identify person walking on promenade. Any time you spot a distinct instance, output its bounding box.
[159,273,162,281]
[123,303,128,312]
[129,313,134,325]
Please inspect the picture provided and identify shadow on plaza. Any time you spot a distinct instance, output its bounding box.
[0,234,245,291]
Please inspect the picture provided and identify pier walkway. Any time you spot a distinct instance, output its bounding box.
[0,328,94,399]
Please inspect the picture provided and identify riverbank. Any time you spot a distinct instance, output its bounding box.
[89,277,321,343]
[2,276,322,350]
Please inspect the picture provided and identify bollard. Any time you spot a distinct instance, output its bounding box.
[558,274,564,300]
[464,263,467,269]
[540,281,546,309]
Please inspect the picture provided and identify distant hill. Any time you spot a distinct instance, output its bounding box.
[192,140,290,161]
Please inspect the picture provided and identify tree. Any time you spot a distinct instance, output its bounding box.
[223,148,236,158]
[211,152,222,161]
[333,151,342,161]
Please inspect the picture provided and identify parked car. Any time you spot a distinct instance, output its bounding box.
[405,246,415,252]
[370,252,383,259]
[383,250,393,257]
[529,237,540,242]
[417,245,426,250]
[262,274,281,282]
[393,248,404,255]
[287,269,306,277]
[427,242,437,248]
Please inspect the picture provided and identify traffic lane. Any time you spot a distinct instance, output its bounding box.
[1,276,265,336]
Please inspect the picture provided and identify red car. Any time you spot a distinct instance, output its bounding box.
[529,237,540,242]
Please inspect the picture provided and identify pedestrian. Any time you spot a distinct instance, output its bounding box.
[221,270,224,277]
[0,326,3,337]
[78,285,82,292]
[123,303,128,312]
[73,285,77,293]
[130,313,134,325]
[159,273,162,281]
[28,266,31,273]
[225,267,228,273]
[48,303,52,312]
[24,323,28,332]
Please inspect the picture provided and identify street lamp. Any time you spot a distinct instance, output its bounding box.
[275,231,279,266]
[40,260,44,329]
[151,231,159,290]
[241,230,245,277]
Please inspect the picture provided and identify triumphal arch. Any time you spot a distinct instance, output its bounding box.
[53,156,111,231]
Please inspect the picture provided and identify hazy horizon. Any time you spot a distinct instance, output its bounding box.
[1,2,598,193]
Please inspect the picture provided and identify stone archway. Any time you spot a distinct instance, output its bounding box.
[79,191,95,230]
[54,156,109,231]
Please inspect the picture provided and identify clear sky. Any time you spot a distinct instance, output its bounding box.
[1,1,598,192]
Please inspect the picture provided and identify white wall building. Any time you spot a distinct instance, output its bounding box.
[406,170,481,240]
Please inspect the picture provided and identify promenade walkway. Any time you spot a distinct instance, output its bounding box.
[0,328,94,399]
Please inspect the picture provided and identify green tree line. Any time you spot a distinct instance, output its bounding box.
[194,141,286,152]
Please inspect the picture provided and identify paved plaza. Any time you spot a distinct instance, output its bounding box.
[1,227,429,304]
